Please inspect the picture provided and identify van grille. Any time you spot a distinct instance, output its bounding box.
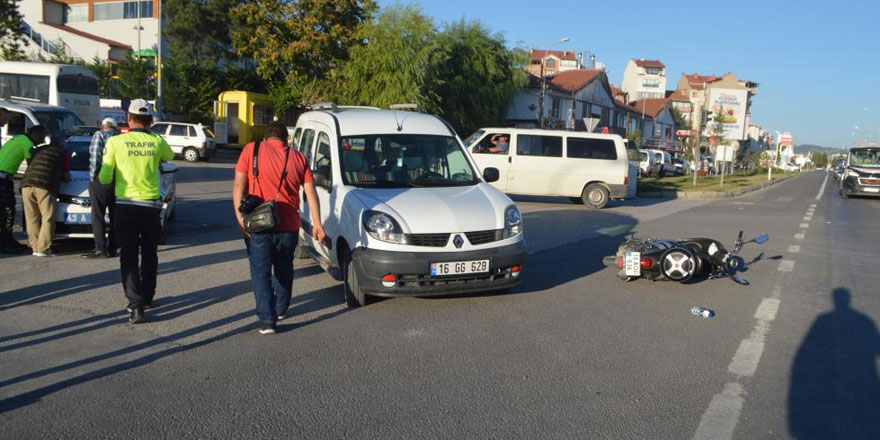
[860,178,880,186]
[408,233,450,247]
[465,229,503,245]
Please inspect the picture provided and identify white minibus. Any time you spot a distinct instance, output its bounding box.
[466,128,638,208]
[0,61,100,125]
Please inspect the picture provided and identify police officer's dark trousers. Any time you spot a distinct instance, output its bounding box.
[115,203,161,309]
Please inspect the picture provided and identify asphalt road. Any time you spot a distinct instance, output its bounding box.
[1,163,878,439]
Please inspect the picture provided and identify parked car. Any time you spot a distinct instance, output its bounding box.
[291,104,527,307]
[56,136,178,243]
[466,128,638,208]
[150,122,215,162]
[646,148,673,177]
[638,149,660,178]
[1,99,87,173]
[671,157,686,176]
[840,147,880,199]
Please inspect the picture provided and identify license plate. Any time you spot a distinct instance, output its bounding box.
[64,213,91,224]
[625,251,641,276]
[864,187,879,193]
[430,259,489,277]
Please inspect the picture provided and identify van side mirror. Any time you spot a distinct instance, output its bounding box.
[483,167,500,183]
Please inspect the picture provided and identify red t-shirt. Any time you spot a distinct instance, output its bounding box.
[235,139,313,232]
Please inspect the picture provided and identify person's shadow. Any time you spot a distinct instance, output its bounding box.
[788,288,880,439]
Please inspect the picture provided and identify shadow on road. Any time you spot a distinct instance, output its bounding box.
[0,279,346,414]
[788,287,880,439]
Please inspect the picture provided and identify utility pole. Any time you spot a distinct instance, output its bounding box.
[534,37,569,129]
[692,106,701,186]
[156,0,163,116]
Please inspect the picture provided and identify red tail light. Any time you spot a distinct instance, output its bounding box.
[640,257,654,269]
[624,177,629,185]
[617,257,624,268]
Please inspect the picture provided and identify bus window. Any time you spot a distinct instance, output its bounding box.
[57,75,99,95]
[0,73,50,103]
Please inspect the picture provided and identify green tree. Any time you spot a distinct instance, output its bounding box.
[0,0,26,60]
[627,129,642,148]
[230,0,377,111]
[164,0,239,65]
[812,151,828,168]
[114,55,155,99]
[434,19,526,136]
[337,4,442,113]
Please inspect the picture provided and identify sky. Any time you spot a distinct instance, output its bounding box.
[378,0,880,147]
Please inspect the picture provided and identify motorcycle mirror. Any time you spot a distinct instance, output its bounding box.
[731,275,750,286]
[753,234,769,244]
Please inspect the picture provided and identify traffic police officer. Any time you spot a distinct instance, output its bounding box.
[99,99,174,323]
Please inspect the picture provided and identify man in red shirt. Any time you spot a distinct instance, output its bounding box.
[233,121,325,335]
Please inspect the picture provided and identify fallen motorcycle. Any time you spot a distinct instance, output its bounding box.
[603,231,769,285]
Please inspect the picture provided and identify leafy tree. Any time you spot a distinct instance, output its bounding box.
[627,129,642,148]
[337,4,442,113]
[812,151,828,168]
[114,55,155,99]
[434,19,526,136]
[230,0,377,111]
[0,0,26,60]
[164,0,239,65]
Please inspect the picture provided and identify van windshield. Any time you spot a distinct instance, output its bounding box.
[340,134,478,187]
[850,148,880,167]
[34,110,85,139]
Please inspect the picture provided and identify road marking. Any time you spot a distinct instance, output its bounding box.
[799,223,810,228]
[775,196,793,203]
[794,233,805,240]
[695,296,783,440]
[803,216,812,221]
[815,173,828,200]
[787,245,801,253]
[810,203,817,208]
[778,260,795,272]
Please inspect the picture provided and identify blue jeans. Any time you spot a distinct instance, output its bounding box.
[245,231,298,324]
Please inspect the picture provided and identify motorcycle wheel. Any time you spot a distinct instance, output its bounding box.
[660,248,697,282]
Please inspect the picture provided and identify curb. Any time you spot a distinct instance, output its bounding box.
[637,173,805,199]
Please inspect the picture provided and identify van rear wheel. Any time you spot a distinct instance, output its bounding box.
[582,184,609,209]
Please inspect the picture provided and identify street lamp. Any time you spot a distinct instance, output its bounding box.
[537,36,570,129]
[768,129,781,181]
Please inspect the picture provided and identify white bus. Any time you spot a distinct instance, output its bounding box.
[0,61,100,125]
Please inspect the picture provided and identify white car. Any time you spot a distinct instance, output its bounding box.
[56,136,178,243]
[291,104,527,307]
[638,149,660,177]
[150,122,216,162]
[646,148,673,177]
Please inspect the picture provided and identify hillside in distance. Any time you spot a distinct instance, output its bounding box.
[794,144,845,154]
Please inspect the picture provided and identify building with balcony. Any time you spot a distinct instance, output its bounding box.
[525,49,582,78]
[16,0,156,62]
[620,59,666,100]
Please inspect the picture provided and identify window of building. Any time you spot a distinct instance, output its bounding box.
[580,102,590,119]
[252,105,274,125]
[601,107,610,127]
[545,58,557,68]
[642,79,660,88]
[94,1,153,20]
[645,67,661,75]
[550,97,560,118]
[517,134,562,157]
[66,4,88,22]
[567,137,617,160]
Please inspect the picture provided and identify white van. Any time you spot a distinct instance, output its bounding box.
[291,104,527,307]
[1,98,84,173]
[465,128,638,208]
[646,148,673,177]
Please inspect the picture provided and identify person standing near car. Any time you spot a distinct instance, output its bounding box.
[83,118,118,259]
[232,121,325,335]
[99,99,174,324]
[21,137,70,257]
[0,125,49,254]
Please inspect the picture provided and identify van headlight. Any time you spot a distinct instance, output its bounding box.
[846,169,860,177]
[363,210,407,244]
[503,205,522,238]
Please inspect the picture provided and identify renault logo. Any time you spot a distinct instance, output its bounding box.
[453,234,464,248]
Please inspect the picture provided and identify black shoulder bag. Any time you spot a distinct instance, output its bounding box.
[240,141,291,233]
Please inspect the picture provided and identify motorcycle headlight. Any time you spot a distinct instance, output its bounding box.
[846,169,860,177]
[503,205,522,238]
[363,210,407,244]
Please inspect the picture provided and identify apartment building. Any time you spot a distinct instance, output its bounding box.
[620,59,666,100]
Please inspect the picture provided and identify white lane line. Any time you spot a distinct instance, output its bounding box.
[799,223,810,228]
[803,216,812,221]
[787,245,801,253]
[810,203,817,208]
[693,382,745,440]
[815,173,828,200]
[794,233,805,240]
[694,296,783,440]
[778,260,795,272]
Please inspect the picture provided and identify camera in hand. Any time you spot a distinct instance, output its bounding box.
[238,195,263,214]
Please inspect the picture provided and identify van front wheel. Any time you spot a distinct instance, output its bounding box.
[582,184,609,209]
[342,248,367,307]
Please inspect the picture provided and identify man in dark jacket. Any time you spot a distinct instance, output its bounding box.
[0,125,49,254]
[21,138,70,257]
